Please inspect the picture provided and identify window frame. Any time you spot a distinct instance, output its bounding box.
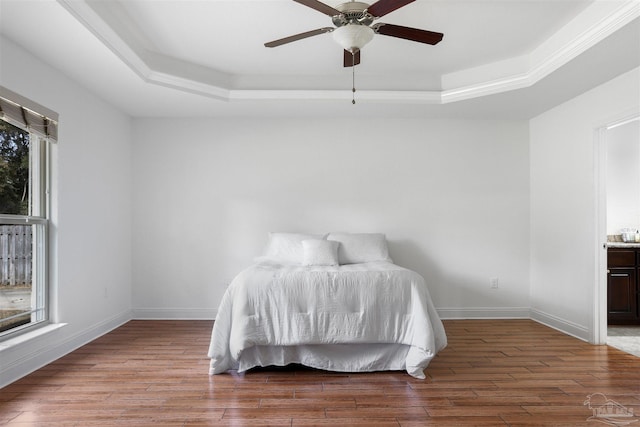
[0,125,50,340]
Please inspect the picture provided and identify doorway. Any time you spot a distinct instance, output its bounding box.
[596,114,640,353]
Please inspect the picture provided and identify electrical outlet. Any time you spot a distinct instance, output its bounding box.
[490,277,499,289]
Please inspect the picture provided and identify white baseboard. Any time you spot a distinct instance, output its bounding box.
[132,308,216,320]
[530,308,590,342]
[0,309,132,389]
[438,307,590,342]
[437,307,531,319]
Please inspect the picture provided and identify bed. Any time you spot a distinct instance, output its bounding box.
[207,232,447,379]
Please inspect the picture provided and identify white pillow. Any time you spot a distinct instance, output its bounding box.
[261,232,326,264]
[302,239,339,266]
[327,232,392,264]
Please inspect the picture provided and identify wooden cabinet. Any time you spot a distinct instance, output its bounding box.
[608,247,640,325]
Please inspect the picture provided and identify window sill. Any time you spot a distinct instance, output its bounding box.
[0,323,67,351]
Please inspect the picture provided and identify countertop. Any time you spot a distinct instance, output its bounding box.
[607,242,640,248]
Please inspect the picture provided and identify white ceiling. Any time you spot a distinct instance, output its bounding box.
[0,0,638,118]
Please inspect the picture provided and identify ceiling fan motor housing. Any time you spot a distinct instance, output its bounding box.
[332,2,374,27]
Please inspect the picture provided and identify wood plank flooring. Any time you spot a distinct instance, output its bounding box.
[1,319,639,426]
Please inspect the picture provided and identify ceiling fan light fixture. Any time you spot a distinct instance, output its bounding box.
[332,24,374,53]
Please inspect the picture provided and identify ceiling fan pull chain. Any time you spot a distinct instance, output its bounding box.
[352,51,356,105]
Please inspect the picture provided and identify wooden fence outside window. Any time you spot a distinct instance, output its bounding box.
[0,225,32,286]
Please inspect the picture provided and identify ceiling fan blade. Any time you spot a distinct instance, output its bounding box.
[367,0,415,17]
[373,23,443,45]
[293,0,342,17]
[265,27,334,48]
[344,49,361,67]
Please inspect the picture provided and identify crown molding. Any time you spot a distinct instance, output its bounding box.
[56,0,639,104]
[146,70,232,100]
[441,0,639,104]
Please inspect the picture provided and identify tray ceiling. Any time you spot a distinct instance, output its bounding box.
[0,0,638,117]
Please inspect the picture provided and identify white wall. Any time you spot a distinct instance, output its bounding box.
[0,35,133,387]
[132,117,531,319]
[530,67,640,340]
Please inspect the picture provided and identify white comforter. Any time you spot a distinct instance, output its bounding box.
[208,260,447,379]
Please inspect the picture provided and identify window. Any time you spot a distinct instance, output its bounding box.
[0,88,54,339]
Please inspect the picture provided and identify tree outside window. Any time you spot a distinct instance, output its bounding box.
[0,120,30,215]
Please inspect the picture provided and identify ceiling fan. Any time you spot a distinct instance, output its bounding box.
[264,0,444,67]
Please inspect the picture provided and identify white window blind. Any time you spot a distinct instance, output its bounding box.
[0,86,58,141]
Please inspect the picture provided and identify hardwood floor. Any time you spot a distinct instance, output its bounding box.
[1,319,639,426]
